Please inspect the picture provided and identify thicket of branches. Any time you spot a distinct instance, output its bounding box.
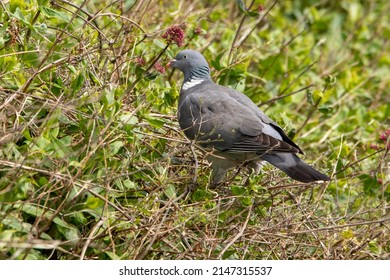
[0,0,389,259]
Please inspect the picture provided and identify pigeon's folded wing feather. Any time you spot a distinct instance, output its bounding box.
[229,134,300,154]
[178,85,301,154]
[222,85,303,154]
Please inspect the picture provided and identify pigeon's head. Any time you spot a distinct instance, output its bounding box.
[169,50,210,80]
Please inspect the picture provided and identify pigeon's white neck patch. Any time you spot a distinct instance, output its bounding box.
[182,78,204,90]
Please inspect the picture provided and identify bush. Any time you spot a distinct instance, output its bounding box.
[0,0,388,259]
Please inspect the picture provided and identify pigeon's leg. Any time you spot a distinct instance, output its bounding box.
[210,166,228,186]
[247,160,264,175]
[206,153,237,187]
[242,160,263,186]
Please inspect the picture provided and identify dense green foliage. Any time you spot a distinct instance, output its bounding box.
[0,0,389,259]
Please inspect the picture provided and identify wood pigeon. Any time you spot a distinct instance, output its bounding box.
[169,50,330,185]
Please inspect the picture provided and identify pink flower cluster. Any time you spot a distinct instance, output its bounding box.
[162,25,184,47]
[135,57,145,66]
[154,61,165,74]
[370,129,390,150]
[379,129,390,142]
[194,27,203,35]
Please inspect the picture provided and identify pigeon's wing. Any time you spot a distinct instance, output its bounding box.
[222,85,303,154]
[178,91,251,150]
[228,134,300,154]
[178,83,300,154]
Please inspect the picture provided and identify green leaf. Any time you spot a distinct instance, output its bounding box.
[38,0,50,6]
[235,0,259,17]
[1,217,30,233]
[0,230,16,244]
[109,140,123,155]
[12,8,33,29]
[231,185,245,195]
[164,184,176,199]
[119,113,139,125]
[88,70,101,85]
[145,116,165,128]
[21,204,50,219]
[69,212,87,225]
[85,197,104,209]
[340,229,354,239]
[222,250,237,260]
[22,51,40,67]
[308,89,323,104]
[192,189,211,202]
[71,72,85,95]
[105,251,120,260]
[10,0,27,13]
[2,177,35,201]
[347,2,362,23]
[43,108,61,138]
[153,39,166,49]
[239,196,252,207]
[101,90,115,107]
[38,176,49,187]
[318,104,334,116]
[210,52,225,71]
[236,0,246,13]
[54,219,81,241]
[124,0,136,11]
[51,136,73,158]
[359,174,381,196]
[40,6,70,23]
[123,179,137,190]
[324,75,337,85]
[67,65,77,74]
[368,240,380,253]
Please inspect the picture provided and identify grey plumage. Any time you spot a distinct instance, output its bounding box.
[170,50,330,184]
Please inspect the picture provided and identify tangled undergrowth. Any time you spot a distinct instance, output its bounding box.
[0,0,389,259]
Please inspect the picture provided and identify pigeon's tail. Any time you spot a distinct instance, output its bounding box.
[261,153,331,183]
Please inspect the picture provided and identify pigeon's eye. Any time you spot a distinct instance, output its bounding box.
[183,55,187,59]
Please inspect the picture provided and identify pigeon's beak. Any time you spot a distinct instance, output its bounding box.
[167,59,176,68]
